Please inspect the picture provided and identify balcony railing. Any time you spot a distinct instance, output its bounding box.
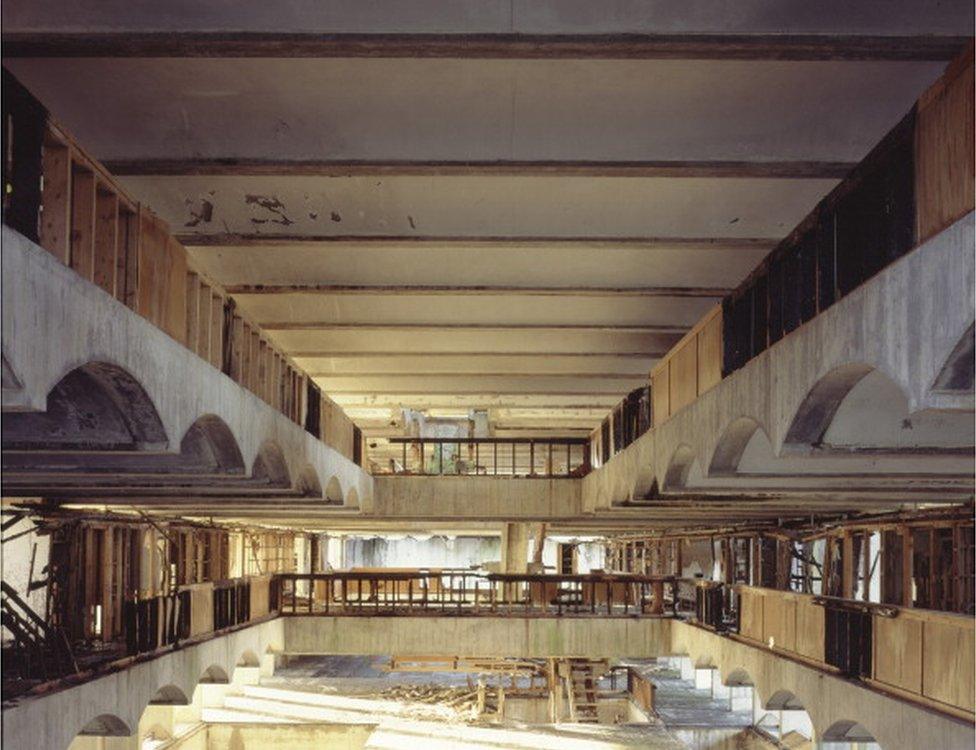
[276,570,675,617]
[371,437,591,478]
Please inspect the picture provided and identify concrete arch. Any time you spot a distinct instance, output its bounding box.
[783,362,875,448]
[820,719,878,743]
[77,714,131,737]
[325,475,344,503]
[708,416,768,475]
[295,464,323,497]
[932,322,975,393]
[723,667,755,687]
[148,684,190,705]
[180,414,246,474]
[663,444,698,489]
[765,689,804,710]
[632,463,656,499]
[1,351,23,389]
[3,360,168,451]
[346,486,360,508]
[251,440,291,486]
[199,664,230,684]
[236,649,261,667]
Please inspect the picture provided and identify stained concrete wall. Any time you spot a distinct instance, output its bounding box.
[194,723,373,749]
[1,618,283,750]
[372,476,581,519]
[1,226,372,508]
[583,212,975,509]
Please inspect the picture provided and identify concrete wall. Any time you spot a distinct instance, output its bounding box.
[1,226,372,508]
[372,476,581,519]
[282,615,671,659]
[583,212,975,509]
[195,723,373,749]
[1,618,284,750]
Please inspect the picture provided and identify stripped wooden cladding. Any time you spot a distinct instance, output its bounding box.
[69,166,97,280]
[197,282,212,359]
[916,46,975,242]
[93,188,119,296]
[249,330,261,392]
[39,138,72,263]
[117,206,139,308]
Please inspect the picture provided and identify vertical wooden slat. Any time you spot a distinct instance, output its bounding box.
[185,272,201,355]
[230,315,245,383]
[39,137,72,263]
[165,235,189,345]
[69,166,97,280]
[211,293,225,370]
[241,322,253,389]
[272,353,283,410]
[248,330,261,395]
[257,340,269,401]
[93,188,118,296]
[198,282,212,359]
[117,207,140,308]
[101,525,114,641]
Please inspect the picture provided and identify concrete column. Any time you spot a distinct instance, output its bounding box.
[501,523,529,573]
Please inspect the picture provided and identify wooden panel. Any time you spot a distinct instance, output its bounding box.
[651,367,670,427]
[39,139,72,263]
[164,236,188,345]
[185,582,215,637]
[922,615,976,712]
[668,338,698,414]
[257,340,269,400]
[117,208,139,308]
[229,315,245,382]
[739,589,764,642]
[697,308,723,394]
[873,614,923,694]
[136,211,168,328]
[209,293,224,369]
[916,49,975,242]
[69,167,97,280]
[249,575,272,619]
[93,189,118,296]
[762,593,797,653]
[197,282,212,359]
[250,331,261,392]
[185,272,201,355]
[794,598,825,662]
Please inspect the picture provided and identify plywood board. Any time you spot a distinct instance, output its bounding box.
[739,589,764,642]
[697,308,723,394]
[69,167,97,280]
[39,140,72,263]
[873,614,923,694]
[916,50,975,242]
[651,368,670,427]
[762,593,797,653]
[922,616,976,712]
[794,598,825,663]
[93,189,118,296]
[669,338,698,414]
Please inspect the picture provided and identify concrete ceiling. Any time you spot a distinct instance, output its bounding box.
[2,1,968,436]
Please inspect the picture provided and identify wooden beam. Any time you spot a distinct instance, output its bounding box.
[260,322,687,333]
[291,350,664,358]
[309,371,646,379]
[69,167,97,280]
[225,284,730,298]
[92,188,119,296]
[39,139,72,264]
[177,234,775,250]
[104,158,853,179]
[3,32,968,61]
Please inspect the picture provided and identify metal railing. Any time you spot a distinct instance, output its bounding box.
[275,570,675,617]
[371,437,591,478]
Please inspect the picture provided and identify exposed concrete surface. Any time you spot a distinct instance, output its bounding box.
[670,621,975,750]
[372,476,581,519]
[282,615,671,659]
[583,212,976,509]
[1,618,284,750]
[0,226,372,507]
[3,1,971,35]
